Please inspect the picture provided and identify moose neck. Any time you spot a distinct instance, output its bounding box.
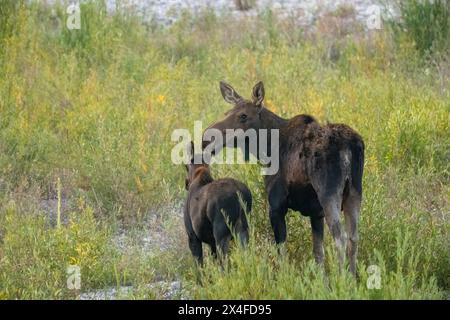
[260,107,288,130]
[249,107,288,163]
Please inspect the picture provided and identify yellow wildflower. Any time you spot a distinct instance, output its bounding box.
[157,95,166,103]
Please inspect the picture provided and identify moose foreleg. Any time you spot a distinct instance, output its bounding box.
[269,207,288,245]
[267,180,288,245]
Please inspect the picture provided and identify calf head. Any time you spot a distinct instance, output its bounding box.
[185,141,211,190]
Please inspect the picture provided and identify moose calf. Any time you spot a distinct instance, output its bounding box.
[184,147,252,264]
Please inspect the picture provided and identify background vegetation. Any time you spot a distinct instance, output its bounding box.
[0,0,448,299]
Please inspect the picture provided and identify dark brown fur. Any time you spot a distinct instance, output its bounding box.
[202,82,364,274]
[184,149,252,264]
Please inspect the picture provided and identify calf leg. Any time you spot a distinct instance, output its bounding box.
[213,219,232,261]
[237,229,249,248]
[235,209,249,248]
[209,242,217,260]
[188,234,203,265]
[184,211,203,265]
[343,191,361,276]
[310,215,324,265]
[217,234,232,259]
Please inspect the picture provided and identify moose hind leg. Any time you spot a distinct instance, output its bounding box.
[310,215,324,266]
[322,198,345,270]
[343,191,361,276]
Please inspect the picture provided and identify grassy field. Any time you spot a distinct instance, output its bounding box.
[0,1,449,299]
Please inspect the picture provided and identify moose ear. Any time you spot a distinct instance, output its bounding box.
[252,81,265,106]
[220,81,243,105]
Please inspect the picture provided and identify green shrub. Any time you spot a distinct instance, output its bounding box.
[0,203,120,299]
[392,0,450,55]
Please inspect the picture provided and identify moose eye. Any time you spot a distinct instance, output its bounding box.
[239,114,248,122]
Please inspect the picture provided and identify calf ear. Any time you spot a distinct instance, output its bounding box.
[187,141,195,164]
[220,81,242,105]
[252,81,265,107]
[190,141,194,155]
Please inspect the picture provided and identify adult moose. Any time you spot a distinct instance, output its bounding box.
[202,81,364,275]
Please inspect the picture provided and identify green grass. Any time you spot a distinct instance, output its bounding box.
[0,1,449,299]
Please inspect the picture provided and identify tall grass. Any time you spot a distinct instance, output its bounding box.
[193,228,442,299]
[392,0,450,55]
[0,1,448,299]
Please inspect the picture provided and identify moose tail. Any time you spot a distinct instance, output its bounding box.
[350,139,365,195]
